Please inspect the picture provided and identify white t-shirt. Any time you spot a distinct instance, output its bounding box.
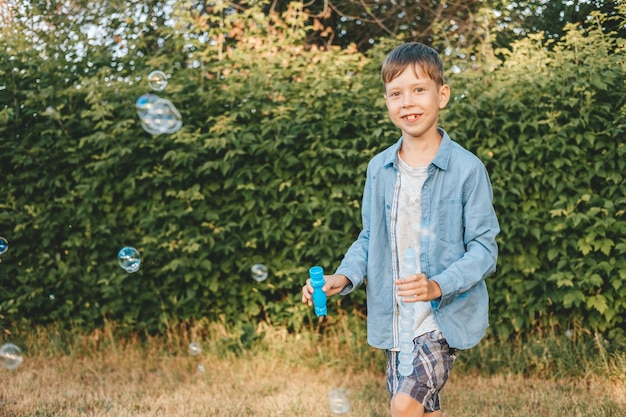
[397,155,439,338]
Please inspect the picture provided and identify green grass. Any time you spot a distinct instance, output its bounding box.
[0,317,624,416]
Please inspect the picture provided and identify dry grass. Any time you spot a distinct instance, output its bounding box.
[0,324,624,417]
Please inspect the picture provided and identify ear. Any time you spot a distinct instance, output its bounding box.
[438,84,451,109]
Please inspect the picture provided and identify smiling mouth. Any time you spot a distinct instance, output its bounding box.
[403,114,421,121]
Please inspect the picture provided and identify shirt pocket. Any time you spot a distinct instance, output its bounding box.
[437,198,463,244]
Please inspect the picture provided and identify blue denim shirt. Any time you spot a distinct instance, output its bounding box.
[336,129,500,350]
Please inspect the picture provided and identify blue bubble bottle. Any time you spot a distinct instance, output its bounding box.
[309,266,327,317]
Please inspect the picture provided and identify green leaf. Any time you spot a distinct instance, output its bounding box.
[586,295,609,314]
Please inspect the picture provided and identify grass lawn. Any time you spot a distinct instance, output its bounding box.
[1,325,624,416]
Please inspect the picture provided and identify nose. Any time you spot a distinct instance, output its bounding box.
[401,93,415,108]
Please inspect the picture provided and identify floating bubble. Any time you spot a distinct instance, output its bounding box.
[0,343,23,370]
[159,100,183,134]
[251,264,268,282]
[137,95,182,136]
[142,98,182,135]
[147,70,168,91]
[328,387,350,415]
[118,246,141,273]
[0,236,7,255]
[197,363,206,373]
[188,342,201,356]
[136,93,160,115]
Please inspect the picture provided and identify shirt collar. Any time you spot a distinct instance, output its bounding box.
[383,127,453,171]
[432,128,452,171]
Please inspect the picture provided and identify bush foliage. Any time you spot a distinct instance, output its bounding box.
[0,4,624,347]
[442,15,626,345]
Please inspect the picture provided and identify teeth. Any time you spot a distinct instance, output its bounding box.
[405,115,418,121]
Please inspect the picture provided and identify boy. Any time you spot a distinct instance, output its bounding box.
[302,42,500,416]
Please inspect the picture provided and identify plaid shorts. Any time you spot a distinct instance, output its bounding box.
[385,330,457,413]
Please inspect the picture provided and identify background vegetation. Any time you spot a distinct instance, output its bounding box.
[0,0,624,374]
[1,319,624,416]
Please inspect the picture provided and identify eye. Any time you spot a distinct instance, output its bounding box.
[414,87,425,93]
[388,91,401,98]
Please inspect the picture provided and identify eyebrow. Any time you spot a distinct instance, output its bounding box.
[385,79,432,90]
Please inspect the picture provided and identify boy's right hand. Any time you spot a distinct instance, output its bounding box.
[301,274,349,306]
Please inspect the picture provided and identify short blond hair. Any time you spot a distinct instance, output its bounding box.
[381,42,445,86]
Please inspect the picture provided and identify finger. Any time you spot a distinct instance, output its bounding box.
[322,277,336,293]
[403,273,419,282]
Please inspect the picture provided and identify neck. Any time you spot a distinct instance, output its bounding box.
[399,133,441,168]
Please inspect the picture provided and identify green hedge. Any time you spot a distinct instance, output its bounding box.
[0,5,624,346]
[443,21,626,344]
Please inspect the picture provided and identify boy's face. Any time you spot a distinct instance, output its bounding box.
[384,64,450,142]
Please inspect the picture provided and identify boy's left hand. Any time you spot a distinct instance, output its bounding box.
[395,273,442,302]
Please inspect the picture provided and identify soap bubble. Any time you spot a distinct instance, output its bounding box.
[143,98,182,135]
[136,95,182,135]
[251,264,268,282]
[148,70,168,91]
[0,236,7,255]
[118,246,141,273]
[197,363,206,373]
[0,343,23,370]
[328,387,350,415]
[136,93,160,115]
[188,342,201,356]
